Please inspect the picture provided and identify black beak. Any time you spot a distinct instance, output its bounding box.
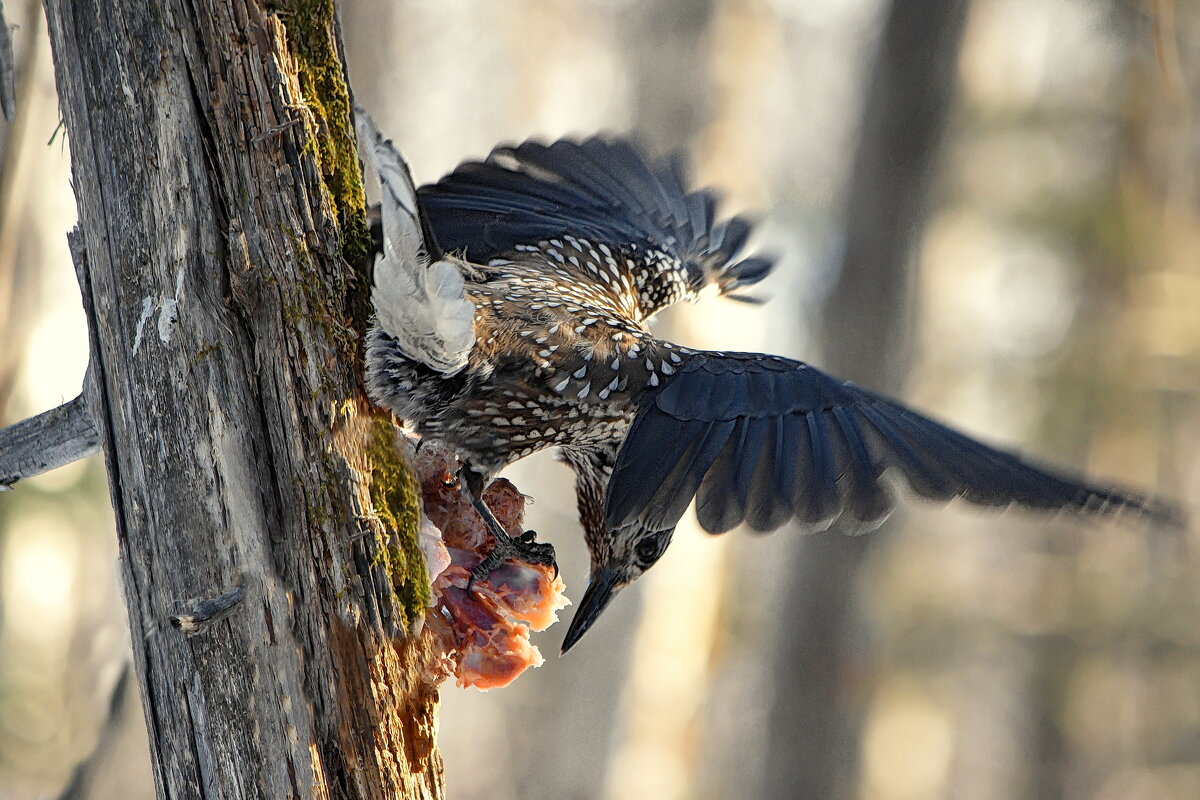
[560,566,622,655]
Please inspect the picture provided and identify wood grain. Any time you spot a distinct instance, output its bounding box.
[41,2,444,797]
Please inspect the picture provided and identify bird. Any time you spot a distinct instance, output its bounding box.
[354,110,1183,656]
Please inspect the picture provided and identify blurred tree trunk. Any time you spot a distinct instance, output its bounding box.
[42,1,444,798]
[624,0,716,154]
[0,0,46,415]
[759,2,969,798]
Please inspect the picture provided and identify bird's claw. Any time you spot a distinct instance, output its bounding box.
[468,530,558,591]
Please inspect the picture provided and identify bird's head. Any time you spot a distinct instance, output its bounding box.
[560,523,675,654]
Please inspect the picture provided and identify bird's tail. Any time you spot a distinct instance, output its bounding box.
[355,108,475,375]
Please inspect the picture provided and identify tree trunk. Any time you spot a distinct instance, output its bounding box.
[759,2,969,798]
[41,1,444,798]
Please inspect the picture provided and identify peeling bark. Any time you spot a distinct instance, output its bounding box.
[41,1,444,797]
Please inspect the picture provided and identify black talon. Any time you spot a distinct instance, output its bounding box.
[467,548,505,592]
[467,531,558,591]
[461,468,559,592]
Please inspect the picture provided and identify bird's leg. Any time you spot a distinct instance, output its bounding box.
[460,466,557,590]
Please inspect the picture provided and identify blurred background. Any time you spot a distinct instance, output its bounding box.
[1,0,1198,797]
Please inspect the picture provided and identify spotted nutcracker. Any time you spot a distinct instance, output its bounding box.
[355,111,1182,655]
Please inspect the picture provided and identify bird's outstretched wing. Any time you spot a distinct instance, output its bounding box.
[418,137,773,311]
[606,350,1183,536]
[356,109,475,375]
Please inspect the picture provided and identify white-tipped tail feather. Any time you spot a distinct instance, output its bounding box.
[355,108,475,375]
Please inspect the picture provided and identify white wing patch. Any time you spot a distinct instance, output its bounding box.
[355,108,475,375]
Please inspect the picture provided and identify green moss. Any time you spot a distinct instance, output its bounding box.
[364,417,430,627]
[279,223,359,380]
[276,0,373,333]
[273,2,425,627]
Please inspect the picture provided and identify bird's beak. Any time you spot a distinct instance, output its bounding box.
[560,566,623,655]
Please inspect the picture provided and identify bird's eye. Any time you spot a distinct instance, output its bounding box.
[634,532,670,566]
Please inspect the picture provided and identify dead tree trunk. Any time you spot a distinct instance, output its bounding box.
[41,1,444,798]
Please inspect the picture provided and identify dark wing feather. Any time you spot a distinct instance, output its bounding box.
[800,409,841,528]
[745,415,793,532]
[638,420,738,532]
[830,405,893,529]
[417,136,773,295]
[607,417,700,518]
[696,416,774,534]
[606,350,1183,536]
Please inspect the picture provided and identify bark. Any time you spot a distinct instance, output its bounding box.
[0,394,99,489]
[41,1,444,798]
[758,2,970,798]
